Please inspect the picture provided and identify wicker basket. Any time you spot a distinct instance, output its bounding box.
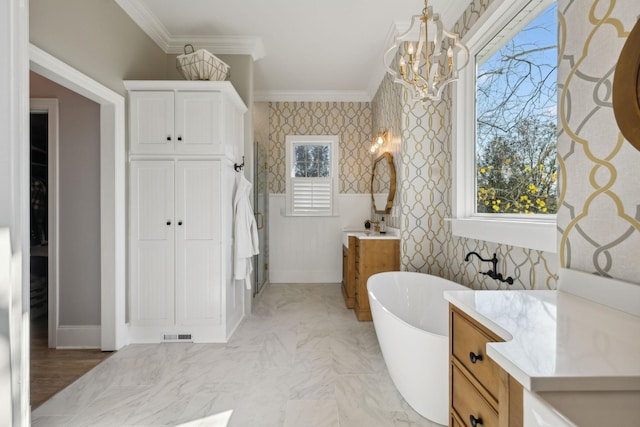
[176,44,230,81]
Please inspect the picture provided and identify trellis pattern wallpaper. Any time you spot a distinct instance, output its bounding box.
[268,102,372,194]
[260,0,639,288]
[557,0,640,284]
[253,102,269,196]
[372,0,560,290]
[371,72,402,229]
[400,89,453,276]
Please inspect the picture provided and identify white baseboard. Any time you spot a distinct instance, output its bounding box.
[56,325,101,349]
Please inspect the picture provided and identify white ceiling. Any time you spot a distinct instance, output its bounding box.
[116,0,472,101]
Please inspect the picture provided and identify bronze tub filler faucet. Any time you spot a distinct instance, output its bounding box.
[464,251,514,285]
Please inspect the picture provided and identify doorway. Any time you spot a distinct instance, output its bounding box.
[29,99,60,350]
[29,44,127,351]
[28,102,58,351]
[29,111,49,325]
[254,140,269,295]
[30,70,105,350]
[28,62,118,408]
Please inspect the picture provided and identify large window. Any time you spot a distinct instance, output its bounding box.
[285,135,339,216]
[476,2,557,215]
[452,0,557,252]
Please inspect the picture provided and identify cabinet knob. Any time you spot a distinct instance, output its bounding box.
[469,352,483,364]
[470,415,483,427]
[177,136,182,141]
[178,221,183,226]
[166,220,171,226]
[167,136,172,141]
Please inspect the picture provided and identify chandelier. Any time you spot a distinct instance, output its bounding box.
[384,0,469,102]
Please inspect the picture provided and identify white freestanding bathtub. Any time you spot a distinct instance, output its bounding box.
[368,271,469,425]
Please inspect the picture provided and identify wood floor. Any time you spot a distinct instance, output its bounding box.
[30,316,113,409]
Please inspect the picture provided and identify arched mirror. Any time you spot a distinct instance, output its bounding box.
[371,152,396,214]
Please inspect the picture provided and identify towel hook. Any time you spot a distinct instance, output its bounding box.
[234,156,245,172]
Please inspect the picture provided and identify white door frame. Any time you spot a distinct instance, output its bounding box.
[29,44,128,351]
[29,99,59,348]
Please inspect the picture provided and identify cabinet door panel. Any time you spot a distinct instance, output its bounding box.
[135,243,174,323]
[175,161,222,325]
[179,242,221,323]
[130,91,174,154]
[136,167,174,239]
[130,161,175,325]
[175,92,221,154]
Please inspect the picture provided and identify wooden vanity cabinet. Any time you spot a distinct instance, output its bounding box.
[449,305,523,427]
[351,238,399,321]
[341,235,357,308]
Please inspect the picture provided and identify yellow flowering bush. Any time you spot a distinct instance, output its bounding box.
[476,118,557,214]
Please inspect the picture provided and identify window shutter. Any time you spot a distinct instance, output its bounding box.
[291,178,332,214]
[285,135,339,217]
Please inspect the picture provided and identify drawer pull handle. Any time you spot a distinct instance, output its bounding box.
[470,415,483,426]
[167,136,172,141]
[469,352,483,363]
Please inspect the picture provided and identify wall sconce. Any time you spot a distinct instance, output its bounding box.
[369,130,389,154]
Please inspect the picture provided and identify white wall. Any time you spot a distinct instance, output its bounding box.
[30,0,168,96]
[1,0,29,424]
[30,72,102,327]
[0,229,14,423]
[269,194,371,283]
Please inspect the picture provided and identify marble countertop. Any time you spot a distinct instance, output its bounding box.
[342,230,400,247]
[444,289,640,392]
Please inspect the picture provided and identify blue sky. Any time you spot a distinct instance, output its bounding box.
[476,2,558,140]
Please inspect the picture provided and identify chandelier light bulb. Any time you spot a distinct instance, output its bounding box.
[399,57,407,75]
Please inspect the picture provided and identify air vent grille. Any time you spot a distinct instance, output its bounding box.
[163,333,193,342]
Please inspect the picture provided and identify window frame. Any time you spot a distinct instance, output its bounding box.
[450,0,557,253]
[285,135,340,217]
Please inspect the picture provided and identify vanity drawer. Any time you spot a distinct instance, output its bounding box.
[451,309,501,401]
[451,415,465,427]
[452,363,499,427]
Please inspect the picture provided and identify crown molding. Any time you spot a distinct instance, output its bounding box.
[166,36,265,60]
[253,90,371,103]
[115,0,172,51]
[115,0,265,60]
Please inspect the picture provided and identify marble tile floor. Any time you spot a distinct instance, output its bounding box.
[31,283,444,427]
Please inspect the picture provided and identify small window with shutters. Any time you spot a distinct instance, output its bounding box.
[285,135,339,216]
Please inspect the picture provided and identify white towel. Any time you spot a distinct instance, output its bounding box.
[233,174,260,290]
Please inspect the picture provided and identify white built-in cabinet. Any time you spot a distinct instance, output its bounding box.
[124,81,247,343]
[129,89,242,155]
